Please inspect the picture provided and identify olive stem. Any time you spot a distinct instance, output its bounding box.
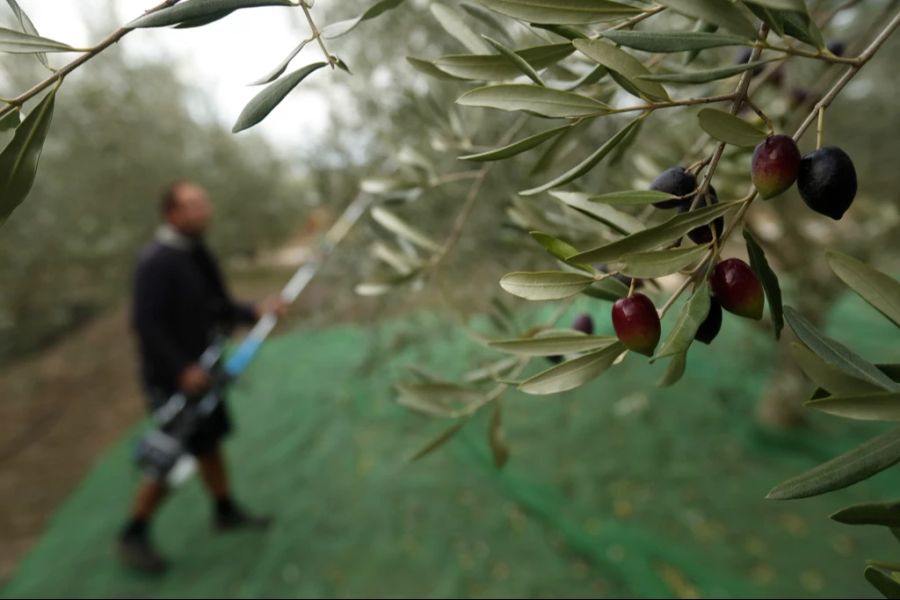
[745,97,774,135]
[761,43,858,65]
[300,0,336,69]
[793,8,900,143]
[605,93,735,116]
[607,5,666,32]
[431,170,485,186]
[816,106,825,150]
[428,115,528,272]
[692,24,769,210]
[659,274,693,318]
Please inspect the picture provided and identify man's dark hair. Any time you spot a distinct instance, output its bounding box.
[160,180,190,216]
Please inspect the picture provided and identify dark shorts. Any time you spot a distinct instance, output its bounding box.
[145,386,232,456]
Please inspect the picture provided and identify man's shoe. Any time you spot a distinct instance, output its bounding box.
[215,506,273,532]
[117,534,168,575]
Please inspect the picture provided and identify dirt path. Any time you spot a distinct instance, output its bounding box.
[0,308,142,581]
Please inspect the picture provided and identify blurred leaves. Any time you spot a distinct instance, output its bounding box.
[488,401,509,467]
[323,0,405,38]
[832,500,900,528]
[396,382,482,417]
[371,206,440,251]
[784,307,900,392]
[431,3,492,54]
[410,422,466,461]
[767,427,900,500]
[806,391,900,422]
[864,565,900,599]
[827,251,900,328]
[791,343,883,397]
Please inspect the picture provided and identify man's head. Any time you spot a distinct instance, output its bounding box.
[160,180,212,238]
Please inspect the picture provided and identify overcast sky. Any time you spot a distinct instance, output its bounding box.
[15,0,336,151]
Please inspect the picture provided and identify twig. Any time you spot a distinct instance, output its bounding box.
[607,5,666,32]
[762,43,858,65]
[745,97,774,134]
[816,106,824,149]
[428,115,528,270]
[606,93,735,115]
[793,9,900,142]
[0,0,183,120]
[300,1,336,69]
[693,25,769,204]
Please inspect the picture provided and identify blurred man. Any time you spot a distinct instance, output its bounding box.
[118,180,286,574]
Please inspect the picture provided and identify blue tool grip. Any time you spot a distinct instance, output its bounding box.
[225,338,263,377]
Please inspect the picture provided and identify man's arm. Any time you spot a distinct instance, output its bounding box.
[228,298,258,325]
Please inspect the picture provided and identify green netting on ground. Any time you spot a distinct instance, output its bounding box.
[2,293,898,598]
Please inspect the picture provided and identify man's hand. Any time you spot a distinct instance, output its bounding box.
[255,295,289,319]
[179,364,212,396]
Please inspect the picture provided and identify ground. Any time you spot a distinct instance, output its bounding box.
[1,288,898,597]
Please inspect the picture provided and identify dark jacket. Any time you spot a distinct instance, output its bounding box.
[132,230,256,393]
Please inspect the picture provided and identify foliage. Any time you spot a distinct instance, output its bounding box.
[0,0,899,594]
[767,251,899,597]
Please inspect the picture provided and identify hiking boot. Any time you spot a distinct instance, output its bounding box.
[117,533,168,575]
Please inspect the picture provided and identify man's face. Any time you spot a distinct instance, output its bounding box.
[167,183,212,238]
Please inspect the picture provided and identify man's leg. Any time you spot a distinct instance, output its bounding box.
[118,479,169,573]
[196,445,271,530]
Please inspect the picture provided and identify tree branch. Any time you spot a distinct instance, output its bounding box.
[0,0,183,120]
